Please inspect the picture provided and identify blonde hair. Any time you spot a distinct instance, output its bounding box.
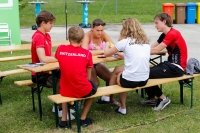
[119,18,150,44]
[68,26,84,43]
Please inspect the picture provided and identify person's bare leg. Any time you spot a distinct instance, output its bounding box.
[96,63,112,86]
[90,68,99,86]
[95,64,112,103]
[115,72,127,114]
[159,94,166,99]
[109,66,124,104]
[80,98,93,120]
[118,92,126,109]
[61,102,68,121]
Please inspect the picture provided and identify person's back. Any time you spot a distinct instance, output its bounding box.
[55,44,93,97]
[116,38,150,81]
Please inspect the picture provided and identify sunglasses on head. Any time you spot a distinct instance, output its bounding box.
[93,22,106,27]
[123,18,131,21]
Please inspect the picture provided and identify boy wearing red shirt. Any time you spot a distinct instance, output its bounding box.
[31,10,63,116]
[31,10,58,86]
[141,13,188,111]
[55,26,97,128]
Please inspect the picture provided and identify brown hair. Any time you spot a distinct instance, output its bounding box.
[119,18,150,44]
[154,12,172,27]
[68,26,84,43]
[92,18,106,28]
[36,10,56,27]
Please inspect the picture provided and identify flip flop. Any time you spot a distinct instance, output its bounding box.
[96,98,110,104]
[110,101,121,107]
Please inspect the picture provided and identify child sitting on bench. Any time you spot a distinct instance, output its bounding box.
[55,26,98,128]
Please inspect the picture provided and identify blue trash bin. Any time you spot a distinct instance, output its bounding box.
[186,2,197,24]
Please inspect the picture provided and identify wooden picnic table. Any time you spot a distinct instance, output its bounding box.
[16,51,166,120]
[16,55,121,120]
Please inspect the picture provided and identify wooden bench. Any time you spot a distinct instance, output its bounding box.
[0,69,31,105]
[0,69,29,77]
[48,74,200,132]
[0,40,69,104]
[14,80,43,113]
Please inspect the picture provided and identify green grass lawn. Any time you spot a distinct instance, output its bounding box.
[1,0,200,132]
[19,0,197,27]
[1,48,200,133]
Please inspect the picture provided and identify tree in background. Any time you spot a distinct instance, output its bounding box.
[19,0,27,10]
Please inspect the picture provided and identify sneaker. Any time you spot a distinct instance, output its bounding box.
[59,121,68,129]
[80,117,94,127]
[140,98,157,106]
[153,97,171,111]
[52,106,75,113]
[67,113,75,120]
[52,106,75,120]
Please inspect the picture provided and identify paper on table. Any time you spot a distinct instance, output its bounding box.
[22,64,40,68]
[22,63,45,68]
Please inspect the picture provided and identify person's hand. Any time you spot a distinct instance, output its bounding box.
[92,44,101,50]
[94,45,101,50]
[114,52,124,59]
[104,42,111,49]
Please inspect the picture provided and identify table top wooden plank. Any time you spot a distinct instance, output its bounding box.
[17,56,120,73]
[16,50,167,73]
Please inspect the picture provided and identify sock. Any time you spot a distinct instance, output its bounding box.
[162,97,166,101]
[119,107,126,114]
[101,96,110,102]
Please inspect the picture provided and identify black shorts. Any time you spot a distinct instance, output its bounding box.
[31,70,60,86]
[82,81,98,98]
[120,74,148,88]
[93,63,99,68]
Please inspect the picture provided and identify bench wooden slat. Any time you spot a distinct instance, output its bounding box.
[48,74,200,104]
[14,79,35,87]
[0,55,31,62]
[0,69,29,77]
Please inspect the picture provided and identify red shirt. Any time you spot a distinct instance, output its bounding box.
[31,30,52,75]
[157,28,188,70]
[55,44,93,98]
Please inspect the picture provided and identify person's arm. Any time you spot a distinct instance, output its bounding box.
[36,48,57,63]
[151,42,159,48]
[104,42,118,57]
[82,32,90,50]
[151,42,167,55]
[102,31,115,44]
[86,68,92,80]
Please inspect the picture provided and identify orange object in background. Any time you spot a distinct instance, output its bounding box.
[162,3,175,23]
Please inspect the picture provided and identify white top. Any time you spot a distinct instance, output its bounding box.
[115,38,150,81]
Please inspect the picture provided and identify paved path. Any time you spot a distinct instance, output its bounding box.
[20,23,200,61]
